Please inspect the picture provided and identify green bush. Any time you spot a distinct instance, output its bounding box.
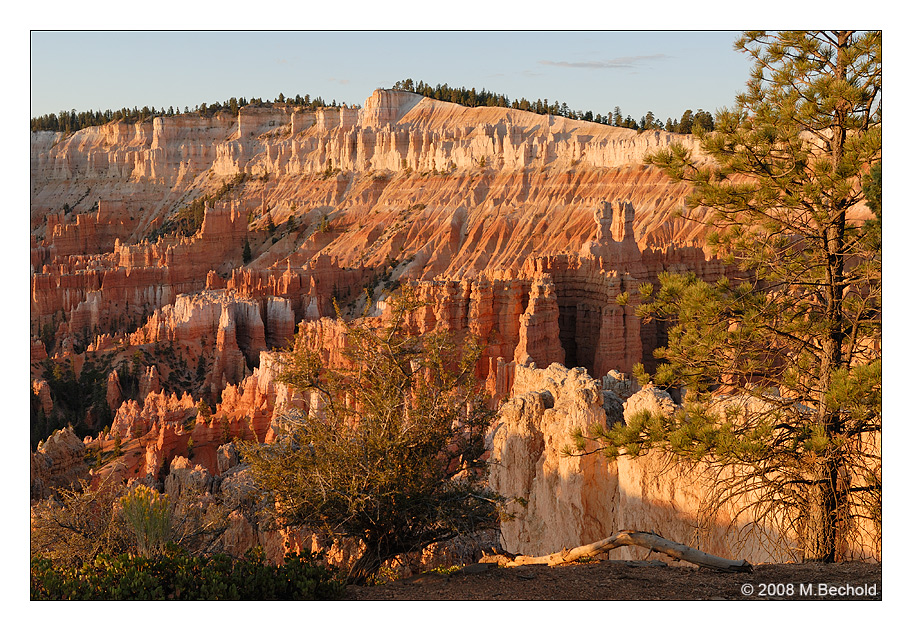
[120,486,171,556]
[31,548,343,600]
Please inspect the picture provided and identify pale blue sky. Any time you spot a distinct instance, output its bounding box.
[30,31,752,125]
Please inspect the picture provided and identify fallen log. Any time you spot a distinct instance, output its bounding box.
[505,530,752,573]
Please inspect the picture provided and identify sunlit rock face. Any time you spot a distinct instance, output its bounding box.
[489,367,881,563]
[32,88,754,566]
[487,363,619,557]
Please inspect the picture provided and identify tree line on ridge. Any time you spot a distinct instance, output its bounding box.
[31,82,713,135]
[29,93,344,133]
[391,78,714,133]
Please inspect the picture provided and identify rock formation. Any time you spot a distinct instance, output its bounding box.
[488,363,619,556]
[30,427,88,499]
[488,364,881,563]
[35,89,854,568]
[32,379,53,417]
[31,90,725,400]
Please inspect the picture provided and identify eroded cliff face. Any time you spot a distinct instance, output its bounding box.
[31,90,712,276]
[488,364,881,563]
[31,89,745,565]
[31,88,722,409]
[487,364,619,556]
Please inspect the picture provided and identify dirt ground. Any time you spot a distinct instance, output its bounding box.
[345,558,881,601]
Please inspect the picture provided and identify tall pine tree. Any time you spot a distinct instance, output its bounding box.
[584,31,881,562]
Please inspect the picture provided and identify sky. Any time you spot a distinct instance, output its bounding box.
[30,30,752,125]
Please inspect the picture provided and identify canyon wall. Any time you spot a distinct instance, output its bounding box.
[487,363,881,564]
[32,89,722,397]
[32,89,806,567]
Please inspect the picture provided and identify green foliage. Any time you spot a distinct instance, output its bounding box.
[242,238,252,264]
[598,31,881,562]
[31,83,709,138]
[861,161,881,251]
[31,106,174,133]
[240,288,501,584]
[196,400,212,420]
[120,486,172,557]
[165,198,208,237]
[30,549,343,600]
[30,94,340,133]
[30,392,50,451]
[426,564,464,576]
[320,159,341,180]
[33,356,113,449]
[39,317,57,354]
[150,173,246,240]
[30,83,713,138]
[32,465,259,572]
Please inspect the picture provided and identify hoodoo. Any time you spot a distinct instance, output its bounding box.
[30,86,879,569]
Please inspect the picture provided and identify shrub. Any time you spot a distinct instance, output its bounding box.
[31,549,343,600]
[30,477,133,567]
[120,486,171,556]
[240,288,501,584]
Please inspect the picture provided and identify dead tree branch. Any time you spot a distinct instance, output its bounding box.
[504,530,753,573]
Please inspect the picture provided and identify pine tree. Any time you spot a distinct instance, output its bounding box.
[644,111,656,130]
[585,31,881,562]
[693,109,714,132]
[678,109,694,134]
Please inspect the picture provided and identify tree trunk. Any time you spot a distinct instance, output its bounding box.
[802,29,852,564]
[803,458,843,562]
[347,546,385,586]
[506,530,752,573]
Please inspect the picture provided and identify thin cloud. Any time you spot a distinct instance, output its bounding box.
[539,54,670,69]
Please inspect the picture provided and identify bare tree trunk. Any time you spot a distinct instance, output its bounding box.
[505,530,752,573]
[804,459,843,562]
[347,546,385,586]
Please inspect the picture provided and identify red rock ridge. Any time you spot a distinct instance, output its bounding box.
[31,90,734,510]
